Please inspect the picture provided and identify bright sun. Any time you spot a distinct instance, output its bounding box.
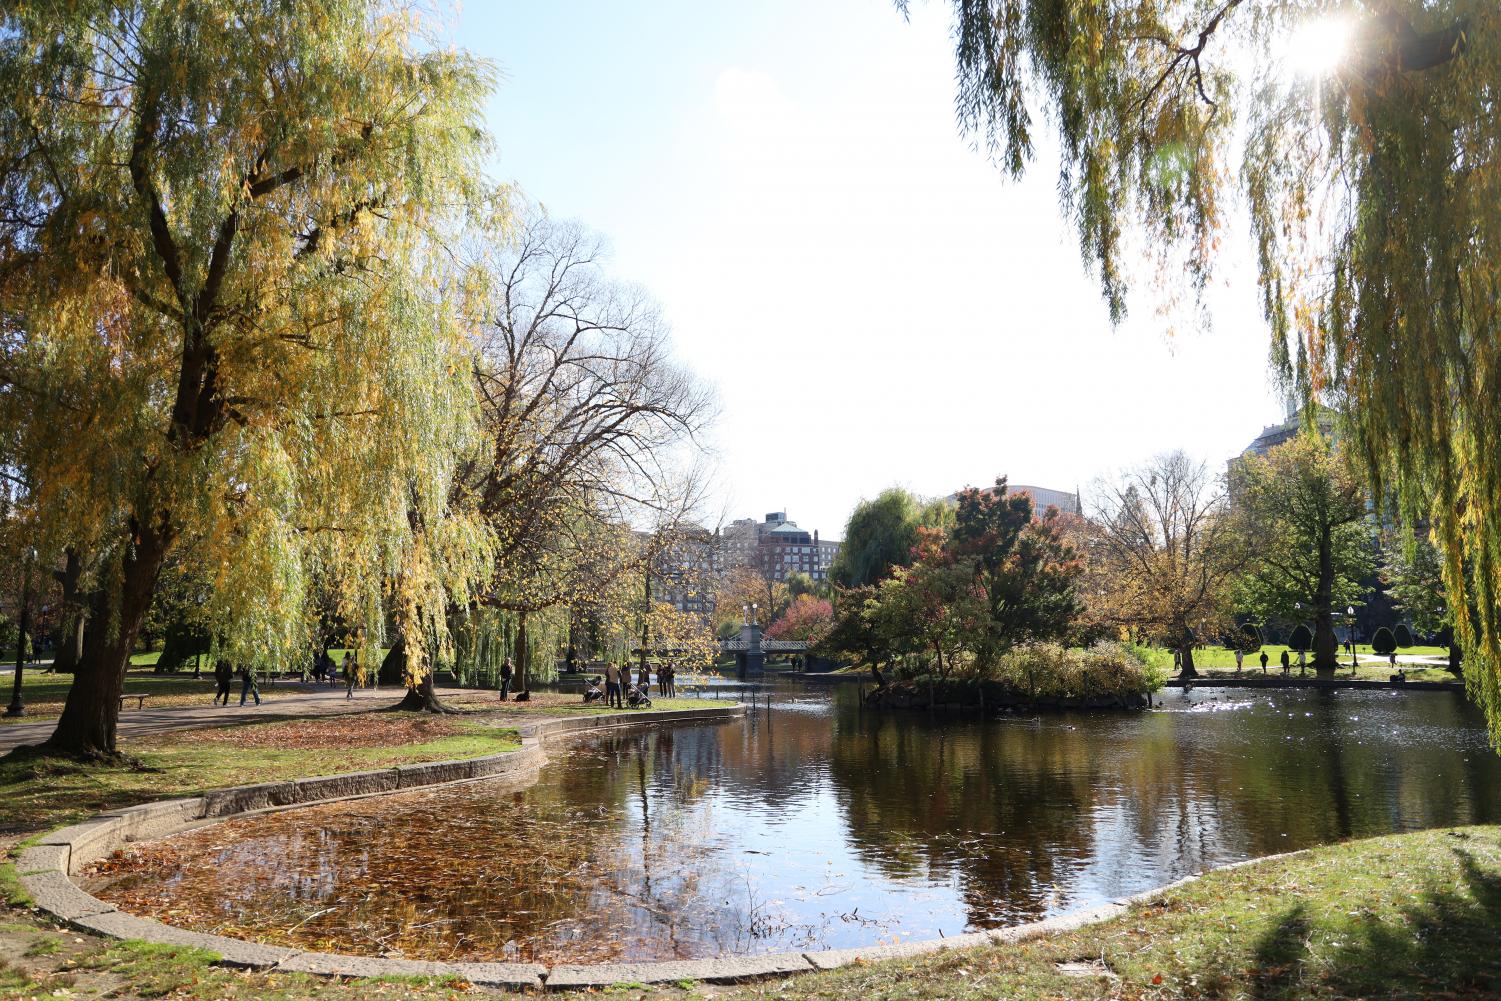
[1284,16,1353,78]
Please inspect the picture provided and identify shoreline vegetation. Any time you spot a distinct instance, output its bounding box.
[864,642,1161,711]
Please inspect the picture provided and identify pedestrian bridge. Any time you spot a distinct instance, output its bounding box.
[720,624,804,677]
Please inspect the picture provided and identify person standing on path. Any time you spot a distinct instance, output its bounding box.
[345,653,358,700]
[499,657,514,701]
[1280,649,1291,675]
[603,661,620,709]
[658,660,670,698]
[213,660,233,705]
[1296,648,1307,676]
[237,666,260,706]
[1234,648,1244,673]
[1259,650,1269,674]
[638,661,650,697]
[665,662,676,698]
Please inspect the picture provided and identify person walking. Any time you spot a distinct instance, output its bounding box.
[603,661,620,709]
[344,653,358,700]
[1296,648,1307,676]
[499,657,514,701]
[1234,648,1244,674]
[1259,650,1269,674]
[1279,649,1290,675]
[237,666,260,706]
[213,659,233,705]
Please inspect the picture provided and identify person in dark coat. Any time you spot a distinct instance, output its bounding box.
[499,657,514,700]
[213,659,233,705]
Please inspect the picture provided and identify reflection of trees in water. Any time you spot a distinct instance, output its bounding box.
[821,689,1501,928]
[95,692,1501,963]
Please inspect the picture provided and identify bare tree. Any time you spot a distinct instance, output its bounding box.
[1086,451,1247,678]
[392,212,714,709]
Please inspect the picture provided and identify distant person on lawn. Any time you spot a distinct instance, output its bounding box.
[499,657,514,701]
[1260,650,1269,673]
[1280,649,1290,675]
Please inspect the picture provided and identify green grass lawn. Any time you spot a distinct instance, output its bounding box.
[0,718,520,835]
[1141,643,1458,682]
[0,666,300,724]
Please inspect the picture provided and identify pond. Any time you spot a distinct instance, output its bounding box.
[88,683,1501,964]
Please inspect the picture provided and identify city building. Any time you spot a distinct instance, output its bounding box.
[652,511,844,615]
[948,484,1082,516]
[1239,403,1337,459]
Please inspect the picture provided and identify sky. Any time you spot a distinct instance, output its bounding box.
[453,0,1289,539]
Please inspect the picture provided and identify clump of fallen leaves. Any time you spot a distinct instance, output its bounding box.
[140,714,465,751]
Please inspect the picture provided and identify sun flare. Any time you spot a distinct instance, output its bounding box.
[1284,15,1354,78]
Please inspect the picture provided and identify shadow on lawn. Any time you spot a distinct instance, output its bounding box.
[1247,843,1501,1000]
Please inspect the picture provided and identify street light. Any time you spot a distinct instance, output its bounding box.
[1346,605,1357,672]
[5,547,37,718]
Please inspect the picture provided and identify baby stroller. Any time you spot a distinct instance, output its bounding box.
[583,677,605,704]
[625,684,652,709]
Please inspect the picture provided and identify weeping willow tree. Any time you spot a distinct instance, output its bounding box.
[0,2,497,755]
[920,0,1501,738]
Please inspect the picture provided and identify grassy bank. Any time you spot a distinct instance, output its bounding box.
[0,715,520,835]
[1147,644,1458,683]
[5,825,1498,999]
[0,666,308,724]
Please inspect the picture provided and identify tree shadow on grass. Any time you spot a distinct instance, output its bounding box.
[1245,840,1501,1000]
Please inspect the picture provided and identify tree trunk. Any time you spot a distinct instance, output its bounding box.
[44,520,171,757]
[515,610,529,695]
[389,635,455,713]
[50,550,88,674]
[1177,630,1198,679]
[1313,529,1338,678]
[53,614,85,673]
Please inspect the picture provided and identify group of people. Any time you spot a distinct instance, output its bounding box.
[583,661,679,709]
[210,650,364,706]
[210,660,261,707]
[310,649,361,697]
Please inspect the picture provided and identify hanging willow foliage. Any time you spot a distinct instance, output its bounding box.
[921,0,1501,741]
[0,1,500,753]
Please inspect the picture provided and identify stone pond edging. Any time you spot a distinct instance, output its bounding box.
[14,705,1304,990]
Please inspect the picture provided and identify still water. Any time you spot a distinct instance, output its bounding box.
[91,683,1501,963]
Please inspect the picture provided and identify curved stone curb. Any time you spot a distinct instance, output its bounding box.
[14,704,1308,991]
[17,703,743,989]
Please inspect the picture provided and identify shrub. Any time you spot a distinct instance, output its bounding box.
[990,642,1164,700]
[1237,623,1263,652]
[1371,626,1397,656]
[1393,623,1414,648]
[1288,623,1313,652]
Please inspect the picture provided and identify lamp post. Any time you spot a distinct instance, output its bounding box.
[5,547,36,718]
[1293,601,1304,675]
[1346,605,1357,673]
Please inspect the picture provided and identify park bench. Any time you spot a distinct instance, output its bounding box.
[118,693,149,710]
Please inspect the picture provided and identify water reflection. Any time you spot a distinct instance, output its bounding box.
[90,685,1501,962]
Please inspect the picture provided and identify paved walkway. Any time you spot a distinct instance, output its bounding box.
[0,684,464,753]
